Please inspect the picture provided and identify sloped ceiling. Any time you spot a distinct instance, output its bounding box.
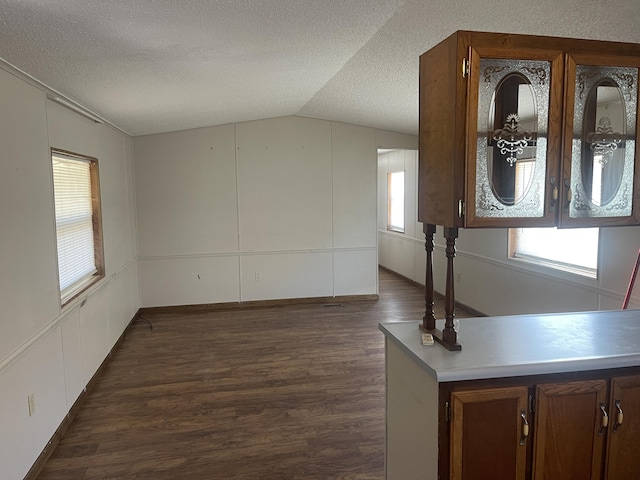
[1,0,639,136]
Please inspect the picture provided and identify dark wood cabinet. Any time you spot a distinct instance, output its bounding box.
[444,374,640,480]
[417,31,640,350]
[561,54,640,227]
[532,380,607,480]
[605,375,640,479]
[418,31,640,229]
[450,386,529,480]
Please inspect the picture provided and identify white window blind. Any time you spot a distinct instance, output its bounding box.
[52,154,97,298]
[514,159,535,201]
[511,227,599,277]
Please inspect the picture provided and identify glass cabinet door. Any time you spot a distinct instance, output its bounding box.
[466,48,564,227]
[562,54,640,226]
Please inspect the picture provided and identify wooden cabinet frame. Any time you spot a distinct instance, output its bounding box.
[418,31,640,350]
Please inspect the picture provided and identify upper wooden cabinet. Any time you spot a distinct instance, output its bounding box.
[418,31,640,228]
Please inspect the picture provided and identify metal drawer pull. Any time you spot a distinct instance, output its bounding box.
[520,409,529,445]
[563,178,572,211]
[549,177,558,212]
[614,400,624,432]
[599,402,609,435]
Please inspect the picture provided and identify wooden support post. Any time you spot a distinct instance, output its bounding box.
[421,226,461,351]
[422,224,437,331]
[441,227,460,349]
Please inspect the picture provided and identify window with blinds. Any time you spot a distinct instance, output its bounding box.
[509,227,599,278]
[52,150,104,304]
[387,171,405,233]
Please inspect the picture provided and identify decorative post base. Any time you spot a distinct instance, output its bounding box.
[420,325,461,351]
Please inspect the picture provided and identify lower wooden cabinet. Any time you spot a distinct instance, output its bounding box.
[450,386,529,480]
[533,380,607,480]
[605,375,640,480]
[447,375,640,480]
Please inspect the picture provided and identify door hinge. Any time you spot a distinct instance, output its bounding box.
[445,400,451,422]
[461,58,470,78]
[458,199,465,218]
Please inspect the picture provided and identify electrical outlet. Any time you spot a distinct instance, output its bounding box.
[28,393,36,417]
[255,272,262,282]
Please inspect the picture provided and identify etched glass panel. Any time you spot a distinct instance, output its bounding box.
[582,85,625,206]
[476,59,550,218]
[570,65,637,218]
[487,74,537,206]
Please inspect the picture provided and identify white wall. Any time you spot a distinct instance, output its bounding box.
[0,67,139,480]
[134,116,416,307]
[378,151,640,316]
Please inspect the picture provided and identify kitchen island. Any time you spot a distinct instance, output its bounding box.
[379,309,640,480]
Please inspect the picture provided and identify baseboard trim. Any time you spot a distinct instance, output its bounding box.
[378,265,423,288]
[378,265,486,317]
[138,294,379,316]
[452,300,486,318]
[23,309,142,480]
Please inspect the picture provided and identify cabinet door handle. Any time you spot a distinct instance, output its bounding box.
[614,400,624,432]
[520,409,529,445]
[549,177,558,212]
[599,402,609,434]
[562,179,572,212]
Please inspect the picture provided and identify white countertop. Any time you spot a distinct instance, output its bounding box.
[379,309,640,382]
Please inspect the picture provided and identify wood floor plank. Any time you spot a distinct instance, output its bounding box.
[36,269,474,479]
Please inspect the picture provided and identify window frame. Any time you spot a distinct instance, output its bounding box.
[51,148,105,306]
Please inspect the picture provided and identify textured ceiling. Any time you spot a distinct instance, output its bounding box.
[1,0,639,137]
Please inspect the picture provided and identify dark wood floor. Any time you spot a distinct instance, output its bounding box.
[37,269,474,480]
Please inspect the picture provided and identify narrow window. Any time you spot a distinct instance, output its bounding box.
[509,227,599,278]
[52,149,104,305]
[387,171,405,233]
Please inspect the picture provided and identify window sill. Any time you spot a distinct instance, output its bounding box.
[61,273,104,308]
[509,254,598,281]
